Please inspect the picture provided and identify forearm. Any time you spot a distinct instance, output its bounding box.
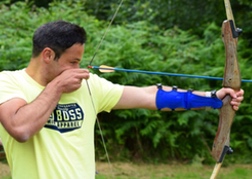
[156,85,222,111]
[1,80,63,142]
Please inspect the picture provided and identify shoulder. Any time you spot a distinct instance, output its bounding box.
[0,69,26,81]
[0,69,27,104]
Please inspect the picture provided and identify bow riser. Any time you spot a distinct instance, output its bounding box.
[211,19,241,163]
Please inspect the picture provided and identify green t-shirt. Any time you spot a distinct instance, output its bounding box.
[0,69,123,179]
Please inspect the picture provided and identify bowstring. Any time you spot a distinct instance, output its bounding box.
[89,0,124,66]
[85,80,114,177]
[86,0,124,177]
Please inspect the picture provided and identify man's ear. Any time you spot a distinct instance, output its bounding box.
[42,47,55,63]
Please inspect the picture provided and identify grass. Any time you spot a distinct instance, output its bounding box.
[95,162,252,179]
[1,161,252,179]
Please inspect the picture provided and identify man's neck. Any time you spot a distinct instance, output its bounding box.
[25,58,48,86]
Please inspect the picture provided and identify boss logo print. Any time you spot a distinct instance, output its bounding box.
[45,103,84,133]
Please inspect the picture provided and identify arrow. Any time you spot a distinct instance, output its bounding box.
[88,65,252,83]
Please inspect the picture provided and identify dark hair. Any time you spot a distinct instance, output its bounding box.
[32,20,87,60]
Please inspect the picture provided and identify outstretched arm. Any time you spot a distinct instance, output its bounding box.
[113,85,244,111]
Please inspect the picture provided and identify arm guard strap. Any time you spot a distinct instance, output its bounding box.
[156,85,223,110]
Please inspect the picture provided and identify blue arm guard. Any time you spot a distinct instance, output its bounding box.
[156,85,223,110]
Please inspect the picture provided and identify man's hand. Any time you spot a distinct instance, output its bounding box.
[53,68,90,93]
[216,88,244,111]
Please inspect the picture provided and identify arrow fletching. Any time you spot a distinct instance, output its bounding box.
[98,65,115,73]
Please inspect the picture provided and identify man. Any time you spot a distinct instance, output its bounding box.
[0,21,244,179]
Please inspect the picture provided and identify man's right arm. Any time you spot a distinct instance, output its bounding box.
[0,68,90,142]
[0,80,62,142]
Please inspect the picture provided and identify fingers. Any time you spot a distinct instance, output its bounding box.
[231,93,243,111]
[235,89,244,98]
[71,68,90,80]
[69,68,90,85]
[229,88,244,111]
[230,100,240,111]
[55,68,90,93]
[217,87,244,111]
[223,88,238,99]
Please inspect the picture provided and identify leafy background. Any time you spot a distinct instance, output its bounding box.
[0,0,252,165]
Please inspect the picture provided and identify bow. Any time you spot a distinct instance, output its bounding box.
[210,0,242,178]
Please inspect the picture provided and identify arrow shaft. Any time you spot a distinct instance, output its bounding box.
[90,65,252,83]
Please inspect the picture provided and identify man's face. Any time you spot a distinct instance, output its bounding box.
[48,43,85,80]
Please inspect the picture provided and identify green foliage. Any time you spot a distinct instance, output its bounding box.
[0,0,96,71]
[0,0,252,164]
[92,20,252,163]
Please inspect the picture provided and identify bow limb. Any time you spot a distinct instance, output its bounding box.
[210,1,242,178]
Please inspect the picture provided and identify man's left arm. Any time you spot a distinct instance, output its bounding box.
[113,85,244,111]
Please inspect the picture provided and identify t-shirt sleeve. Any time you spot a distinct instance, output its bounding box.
[87,74,124,113]
[0,71,26,104]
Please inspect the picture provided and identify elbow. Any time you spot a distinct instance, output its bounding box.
[15,134,30,143]
[9,128,32,143]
